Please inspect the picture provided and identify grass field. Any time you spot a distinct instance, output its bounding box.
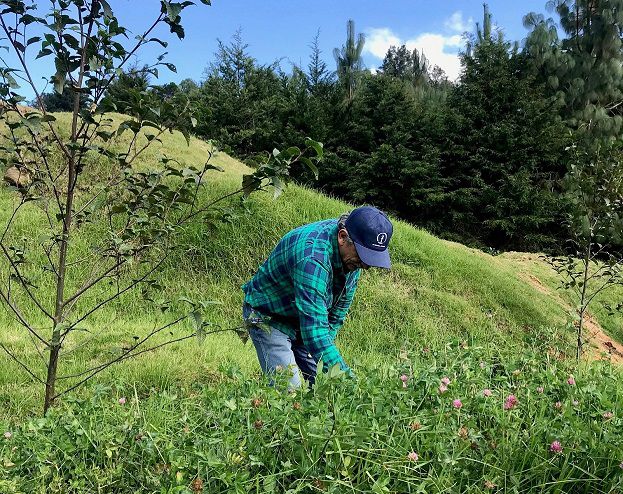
[1,113,622,420]
[1,114,623,492]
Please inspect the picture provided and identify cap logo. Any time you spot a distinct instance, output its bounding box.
[375,232,388,246]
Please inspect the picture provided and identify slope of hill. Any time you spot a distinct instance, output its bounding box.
[0,114,622,418]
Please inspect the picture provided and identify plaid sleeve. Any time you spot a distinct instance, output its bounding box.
[328,270,360,333]
[292,257,349,372]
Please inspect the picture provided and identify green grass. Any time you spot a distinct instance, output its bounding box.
[2,344,622,493]
[0,112,620,422]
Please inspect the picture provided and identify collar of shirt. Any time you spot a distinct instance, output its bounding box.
[330,222,345,273]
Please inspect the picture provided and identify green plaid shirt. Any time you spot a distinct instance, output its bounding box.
[242,219,360,371]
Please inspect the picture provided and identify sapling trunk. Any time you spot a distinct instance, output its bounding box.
[576,229,592,361]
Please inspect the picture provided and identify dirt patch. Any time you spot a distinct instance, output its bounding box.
[526,274,551,297]
[573,314,623,363]
[519,269,623,364]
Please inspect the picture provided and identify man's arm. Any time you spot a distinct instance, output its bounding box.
[328,271,360,333]
[292,257,349,371]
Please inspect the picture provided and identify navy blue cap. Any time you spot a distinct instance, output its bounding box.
[344,206,393,269]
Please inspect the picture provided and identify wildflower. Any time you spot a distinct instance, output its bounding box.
[512,369,521,376]
[191,477,204,494]
[293,402,302,411]
[452,399,463,409]
[438,384,448,394]
[458,426,468,440]
[441,377,451,385]
[480,361,486,369]
[620,461,623,469]
[422,347,430,353]
[409,421,422,431]
[554,401,563,410]
[536,386,544,394]
[484,480,496,489]
[550,440,562,453]
[504,394,518,410]
[567,376,576,386]
[483,389,492,397]
[251,398,263,408]
[400,374,409,388]
[312,479,326,490]
[572,400,579,406]
[407,451,418,462]
[3,431,11,439]
[603,411,614,420]
[118,397,126,405]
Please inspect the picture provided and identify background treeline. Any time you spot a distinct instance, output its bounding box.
[38,1,623,254]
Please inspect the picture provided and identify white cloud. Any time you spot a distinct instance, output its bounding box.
[444,12,472,33]
[365,27,401,59]
[363,12,472,82]
[405,33,462,81]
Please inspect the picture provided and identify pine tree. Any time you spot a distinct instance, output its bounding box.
[524,0,623,138]
[380,45,430,89]
[333,19,365,103]
[439,4,570,250]
[307,29,333,93]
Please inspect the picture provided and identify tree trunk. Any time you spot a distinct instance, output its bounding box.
[43,342,61,414]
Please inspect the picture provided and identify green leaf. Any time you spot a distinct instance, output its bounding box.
[100,0,113,18]
[148,37,168,48]
[163,62,177,73]
[53,72,66,94]
[190,310,204,342]
[235,327,249,344]
[242,174,261,197]
[272,175,283,198]
[299,156,319,180]
[305,138,324,158]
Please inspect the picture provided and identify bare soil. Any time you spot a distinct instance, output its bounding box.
[506,253,623,364]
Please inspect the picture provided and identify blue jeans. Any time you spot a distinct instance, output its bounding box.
[243,303,317,388]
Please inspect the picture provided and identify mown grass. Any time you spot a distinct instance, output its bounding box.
[0,112,619,425]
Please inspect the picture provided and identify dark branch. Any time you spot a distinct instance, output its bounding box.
[0,342,44,384]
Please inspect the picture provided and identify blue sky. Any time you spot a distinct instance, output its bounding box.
[8,0,555,99]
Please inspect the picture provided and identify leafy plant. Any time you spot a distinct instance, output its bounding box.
[2,341,622,493]
[0,0,322,414]
[546,142,623,359]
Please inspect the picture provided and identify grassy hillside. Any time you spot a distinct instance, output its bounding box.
[0,114,621,419]
[2,114,623,493]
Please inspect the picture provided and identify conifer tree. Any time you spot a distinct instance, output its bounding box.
[524,0,623,138]
[333,19,365,103]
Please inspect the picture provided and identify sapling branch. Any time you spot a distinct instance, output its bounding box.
[0,15,71,160]
[61,254,168,337]
[54,326,243,400]
[93,12,165,104]
[0,242,54,320]
[0,287,48,346]
[0,199,25,244]
[0,343,44,384]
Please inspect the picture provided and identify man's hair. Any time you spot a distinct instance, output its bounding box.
[338,212,349,229]
[338,212,353,244]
